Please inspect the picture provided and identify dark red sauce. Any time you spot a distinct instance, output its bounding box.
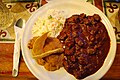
[57,13,110,79]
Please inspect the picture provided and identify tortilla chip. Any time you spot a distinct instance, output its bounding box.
[33,48,64,59]
[32,32,48,56]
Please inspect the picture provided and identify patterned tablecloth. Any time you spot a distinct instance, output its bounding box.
[0,0,94,43]
[0,0,120,43]
[103,0,120,43]
[0,0,40,43]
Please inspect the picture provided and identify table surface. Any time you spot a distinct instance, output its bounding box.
[0,0,120,80]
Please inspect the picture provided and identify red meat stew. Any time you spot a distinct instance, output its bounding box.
[57,13,110,79]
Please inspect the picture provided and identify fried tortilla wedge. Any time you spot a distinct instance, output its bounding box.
[33,48,64,59]
[32,32,49,56]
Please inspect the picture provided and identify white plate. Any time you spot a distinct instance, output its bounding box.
[21,0,116,80]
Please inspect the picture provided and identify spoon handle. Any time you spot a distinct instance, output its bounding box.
[12,32,21,77]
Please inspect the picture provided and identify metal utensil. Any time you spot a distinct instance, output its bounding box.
[12,18,25,77]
